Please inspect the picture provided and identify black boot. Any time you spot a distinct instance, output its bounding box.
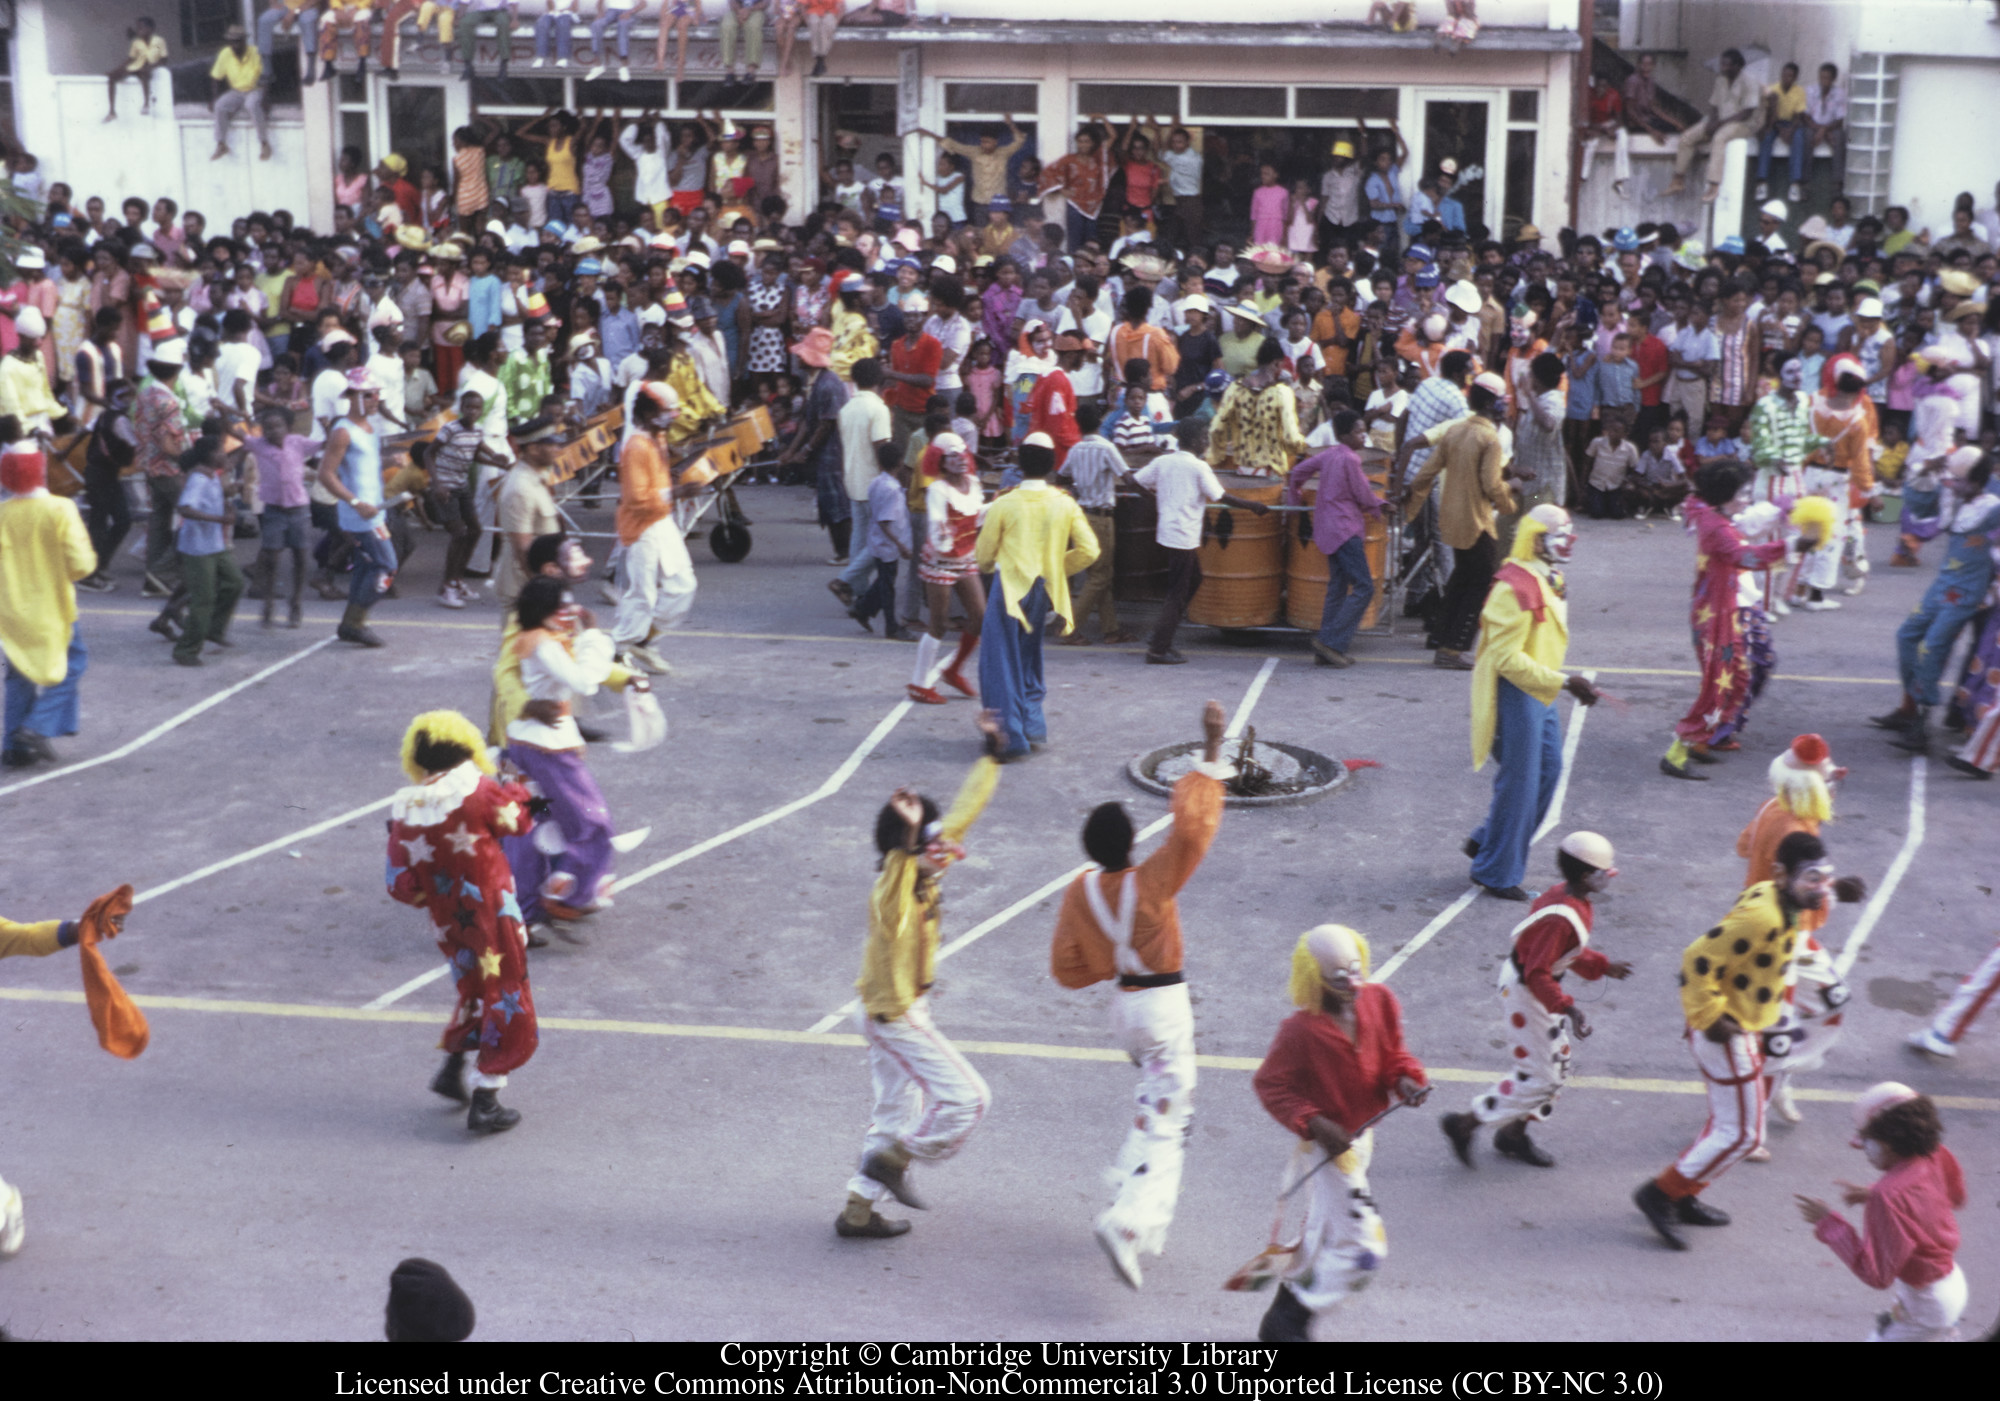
[1674,1194,1731,1227]
[337,603,385,647]
[430,1052,468,1104]
[1440,1111,1478,1167]
[467,1087,521,1134]
[1869,705,1918,732]
[1632,1181,1687,1250]
[1493,1118,1555,1167]
[1257,1283,1313,1343]
[1888,709,1930,753]
[860,1146,926,1209]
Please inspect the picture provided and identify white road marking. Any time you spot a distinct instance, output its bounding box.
[805,657,1282,1033]
[0,637,335,799]
[1371,671,1596,985]
[132,796,395,906]
[1834,755,1927,978]
[361,964,454,1012]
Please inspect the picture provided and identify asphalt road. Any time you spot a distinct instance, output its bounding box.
[0,485,1994,1341]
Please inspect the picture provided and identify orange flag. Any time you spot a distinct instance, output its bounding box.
[75,884,148,1060]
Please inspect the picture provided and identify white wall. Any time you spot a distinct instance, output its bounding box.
[1890,59,2000,231]
[896,0,1564,23]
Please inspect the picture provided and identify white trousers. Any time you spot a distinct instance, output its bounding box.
[1798,467,1848,591]
[847,995,991,1203]
[1469,980,1574,1123]
[1769,934,1845,1080]
[1671,1028,1765,1189]
[1580,128,1631,184]
[1870,1265,1968,1341]
[611,516,697,648]
[1931,941,2000,1043]
[1285,1130,1387,1314]
[1099,983,1195,1258]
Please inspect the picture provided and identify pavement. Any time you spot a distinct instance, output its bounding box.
[0,485,1994,1341]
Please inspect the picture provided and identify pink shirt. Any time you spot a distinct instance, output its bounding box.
[1814,1148,1965,1290]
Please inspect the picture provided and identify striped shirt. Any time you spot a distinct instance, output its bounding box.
[1060,435,1129,511]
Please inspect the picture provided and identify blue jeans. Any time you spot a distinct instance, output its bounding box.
[1898,584,1984,706]
[346,529,399,609]
[257,6,321,61]
[1469,679,1562,891]
[533,12,575,59]
[1757,121,1807,183]
[837,495,876,593]
[4,625,86,748]
[978,578,1050,758]
[589,11,637,59]
[1316,534,1374,654]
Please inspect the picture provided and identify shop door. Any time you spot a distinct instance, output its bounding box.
[385,82,449,187]
[1414,94,1498,242]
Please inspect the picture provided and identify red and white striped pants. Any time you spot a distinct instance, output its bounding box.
[1958,703,2000,774]
[1930,942,2000,1045]
[1668,1027,1766,1192]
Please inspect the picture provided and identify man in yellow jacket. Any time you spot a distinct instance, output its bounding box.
[1633,830,1864,1250]
[0,450,96,768]
[1463,504,1598,900]
[839,712,1003,1241]
[973,432,1099,761]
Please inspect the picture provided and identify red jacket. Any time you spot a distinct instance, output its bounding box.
[1026,368,1080,467]
[1512,886,1611,1015]
[1815,1148,1965,1289]
[1253,985,1427,1138]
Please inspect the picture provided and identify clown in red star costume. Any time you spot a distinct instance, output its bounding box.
[1662,469,1787,777]
[385,710,539,1133]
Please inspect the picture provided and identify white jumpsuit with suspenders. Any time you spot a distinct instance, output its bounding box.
[1468,902,1588,1125]
[1084,868,1196,1260]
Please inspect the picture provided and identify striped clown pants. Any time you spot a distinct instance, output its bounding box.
[1659,1027,1765,1197]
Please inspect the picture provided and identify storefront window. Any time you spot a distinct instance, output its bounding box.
[946,83,1037,114]
[1075,84,1180,120]
[1294,88,1399,121]
[1504,128,1537,235]
[1187,87,1286,120]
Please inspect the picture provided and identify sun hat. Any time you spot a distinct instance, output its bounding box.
[1716,235,1746,256]
[791,326,834,367]
[1444,280,1482,313]
[1612,227,1639,252]
[1330,140,1355,158]
[1759,199,1788,220]
[574,257,603,277]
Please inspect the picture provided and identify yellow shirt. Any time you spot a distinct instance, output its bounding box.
[664,357,723,446]
[829,303,877,385]
[210,45,264,94]
[1205,380,1310,477]
[1469,557,1568,770]
[127,35,168,70]
[1678,882,1799,1032]
[856,756,999,1020]
[0,354,63,426]
[1766,83,1808,122]
[0,493,95,687]
[0,916,64,960]
[488,614,636,745]
[973,479,1100,635]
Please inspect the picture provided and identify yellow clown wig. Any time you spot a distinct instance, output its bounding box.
[399,710,497,782]
[1769,733,1835,823]
[1289,925,1373,1008]
[1508,503,1571,562]
[1788,494,1837,544]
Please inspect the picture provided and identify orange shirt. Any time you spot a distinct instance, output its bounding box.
[1312,307,1360,378]
[616,433,671,546]
[1049,770,1223,985]
[1736,800,1827,932]
[1109,321,1180,394]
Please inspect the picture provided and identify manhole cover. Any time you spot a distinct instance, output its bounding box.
[1127,734,1350,808]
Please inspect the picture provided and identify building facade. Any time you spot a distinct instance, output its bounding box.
[4,0,1585,244]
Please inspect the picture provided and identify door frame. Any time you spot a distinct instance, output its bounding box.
[1408,87,1505,239]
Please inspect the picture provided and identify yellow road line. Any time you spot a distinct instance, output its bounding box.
[75,608,1896,684]
[5,986,1991,1111]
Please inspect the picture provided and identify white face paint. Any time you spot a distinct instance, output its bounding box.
[1540,522,1578,563]
[1583,867,1617,893]
[1863,1138,1895,1170]
[1788,861,1836,910]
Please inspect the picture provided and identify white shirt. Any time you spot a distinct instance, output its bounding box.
[1160,147,1203,199]
[1805,82,1847,128]
[838,388,893,501]
[1055,306,1113,397]
[366,351,407,432]
[620,121,672,208]
[922,312,971,392]
[457,365,511,459]
[214,340,263,416]
[1134,450,1224,551]
[309,367,349,443]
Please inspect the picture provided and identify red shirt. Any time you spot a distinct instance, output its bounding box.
[886,332,943,415]
[1815,1148,1965,1289]
[1588,85,1624,127]
[388,177,421,228]
[1026,367,1080,466]
[1252,986,1427,1138]
[1634,333,1668,407]
[1511,886,1611,1015]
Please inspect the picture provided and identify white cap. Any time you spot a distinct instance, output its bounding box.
[1421,313,1448,339]
[1558,831,1615,869]
[150,337,188,367]
[1444,280,1482,314]
[1472,371,1509,397]
[1851,1082,1920,1138]
[1181,294,1212,316]
[727,239,752,257]
[1760,199,1788,220]
[639,304,669,327]
[932,254,958,275]
[13,306,46,339]
[1855,296,1885,319]
[16,248,45,271]
[1022,430,1054,450]
[932,430,968,456]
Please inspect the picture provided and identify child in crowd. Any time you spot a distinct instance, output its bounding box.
[849,440,912,639]
[168,436,244,667]
[1625,423,1689,520]
[1583,413,1638,520]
